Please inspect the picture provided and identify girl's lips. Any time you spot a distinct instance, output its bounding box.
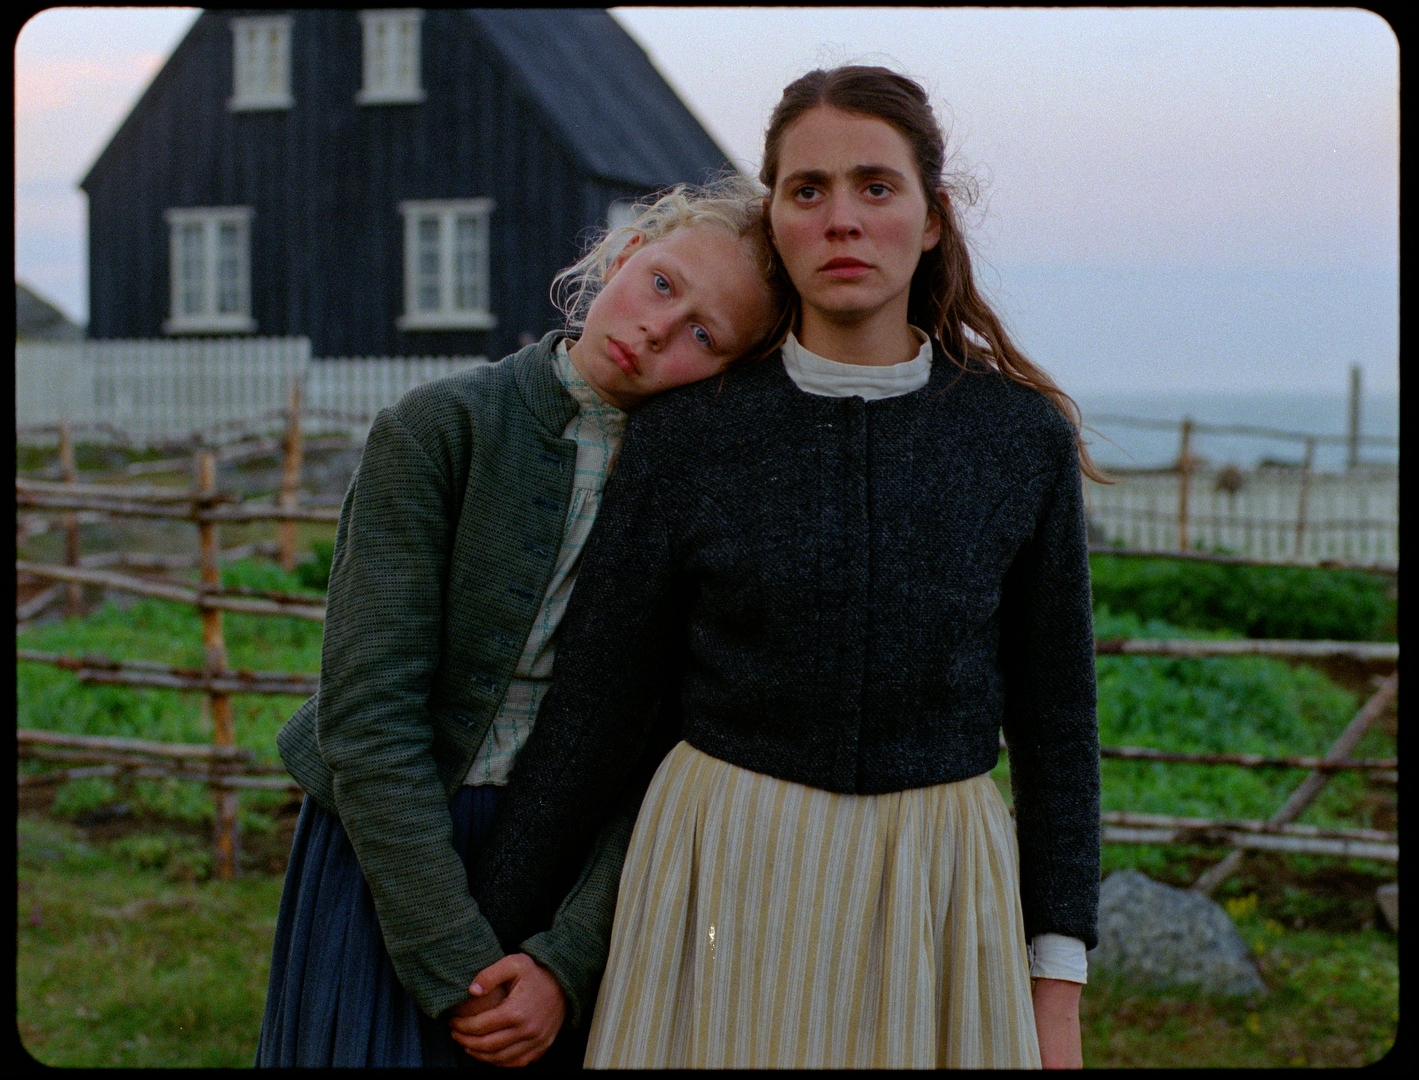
[820,258,873,280]
[607,337,640,376]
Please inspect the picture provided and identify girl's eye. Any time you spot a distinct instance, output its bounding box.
[692,326,712,348]
[653,273,671,294]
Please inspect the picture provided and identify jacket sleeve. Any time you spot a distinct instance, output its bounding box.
[317,408,504,1019]
[472,416,688,1015]
[998,442,1102,950]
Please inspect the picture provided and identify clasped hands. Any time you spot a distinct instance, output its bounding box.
[447,952,567,1067]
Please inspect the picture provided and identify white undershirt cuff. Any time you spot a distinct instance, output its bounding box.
[1028,933,1088,983]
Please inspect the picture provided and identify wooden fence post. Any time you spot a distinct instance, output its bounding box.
[1294,437,1315,560]
[196,447,240,879]
[1191,672,1399,895]
[1176,417,1194,552]
[1347,363,1362,471]
[278,377,304,572]
[58,421,83,617]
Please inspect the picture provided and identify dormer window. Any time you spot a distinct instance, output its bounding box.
[397,199,496,331]
[358,9,425,105]
[230,16,293,111]
[164,207,256,334]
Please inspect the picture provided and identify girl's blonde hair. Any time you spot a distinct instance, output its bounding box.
[552,174,793,361]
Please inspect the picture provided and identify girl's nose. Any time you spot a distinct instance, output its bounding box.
[642,312,676,349]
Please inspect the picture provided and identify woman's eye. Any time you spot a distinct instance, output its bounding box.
[653,273,671,294]
[866,182,890,198]
[794,185,820,202]
[692,326,712,347]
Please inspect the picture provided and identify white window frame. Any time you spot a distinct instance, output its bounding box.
[397,199,497,331]
[357,9,426,105]
[163,207,257,335]
[229,15,294,111]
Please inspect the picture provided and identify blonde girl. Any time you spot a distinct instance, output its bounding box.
[256,176,785,1068]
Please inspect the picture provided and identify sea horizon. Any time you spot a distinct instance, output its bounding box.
[1072,390,1399,472]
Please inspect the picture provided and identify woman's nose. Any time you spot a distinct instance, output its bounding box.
[823,194,862,240]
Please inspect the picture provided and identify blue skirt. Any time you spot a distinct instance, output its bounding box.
[256,786,529,1068]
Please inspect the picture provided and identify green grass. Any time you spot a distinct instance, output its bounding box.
[17,814,1397,1069]
[1081,897,1398,1067]
[17,815,282,1068]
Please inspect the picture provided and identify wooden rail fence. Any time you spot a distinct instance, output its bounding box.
[16,409,1400,886]
[15,399,328,879]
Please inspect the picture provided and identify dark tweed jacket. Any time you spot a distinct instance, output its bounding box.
[275,332,633,1025]
[476,343,1102,950]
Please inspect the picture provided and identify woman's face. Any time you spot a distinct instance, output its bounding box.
[569,224,776,411]
[768,106,940,329]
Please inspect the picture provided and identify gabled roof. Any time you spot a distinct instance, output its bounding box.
[16,282,84,340]
[81,9,734,195]
[465,9,732,189]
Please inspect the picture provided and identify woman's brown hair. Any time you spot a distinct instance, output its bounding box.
[760,65,1108,482]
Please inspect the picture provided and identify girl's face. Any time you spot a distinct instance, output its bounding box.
[568,224,776,411]
[768,106,941,329]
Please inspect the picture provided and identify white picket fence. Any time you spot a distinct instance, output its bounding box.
[15,338,488,446]
[1086,466,1400,568]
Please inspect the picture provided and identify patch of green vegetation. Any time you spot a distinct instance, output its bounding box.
[992,610,1390,833]
[293,538,335,592]
[16,558,323,824]
[1089,553,1397,641]
[17,816,282,1068]
[221,556,326,599]
[1090,609,1385,829]
[1081,900,1397,1067]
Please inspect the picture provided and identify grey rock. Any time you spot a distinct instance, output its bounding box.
[1087,870,1266,997]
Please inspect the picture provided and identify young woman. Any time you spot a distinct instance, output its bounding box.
[471,66,1104,1069]
[254,178,785,1069]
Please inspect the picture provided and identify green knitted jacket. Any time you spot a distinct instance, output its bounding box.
[275,332,632,1026]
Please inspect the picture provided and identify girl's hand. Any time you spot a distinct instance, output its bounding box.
[448,953,566,1067]
[1032,977,1083,1069]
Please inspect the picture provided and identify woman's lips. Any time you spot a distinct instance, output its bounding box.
[607,337,640,376]
[820,257,873,280]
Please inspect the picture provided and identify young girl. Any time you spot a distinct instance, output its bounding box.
[471,67,1104,1069]
[254,177,786,1069]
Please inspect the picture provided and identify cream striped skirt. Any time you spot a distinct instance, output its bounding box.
[585,741,1040,1069]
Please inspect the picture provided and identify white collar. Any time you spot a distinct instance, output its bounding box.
[780,327,932,400]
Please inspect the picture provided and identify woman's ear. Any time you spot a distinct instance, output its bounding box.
[604,232,644,284]
[922,188,949,252]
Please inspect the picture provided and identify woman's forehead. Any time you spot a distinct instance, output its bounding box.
[776,107,918,176]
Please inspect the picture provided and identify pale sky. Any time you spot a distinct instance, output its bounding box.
[13,7,1399,394]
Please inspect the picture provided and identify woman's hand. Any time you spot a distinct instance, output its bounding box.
[1032,977,1083,1069]
[447,953,567,1067]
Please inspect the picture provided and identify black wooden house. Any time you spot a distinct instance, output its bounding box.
[82,9,731,359]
